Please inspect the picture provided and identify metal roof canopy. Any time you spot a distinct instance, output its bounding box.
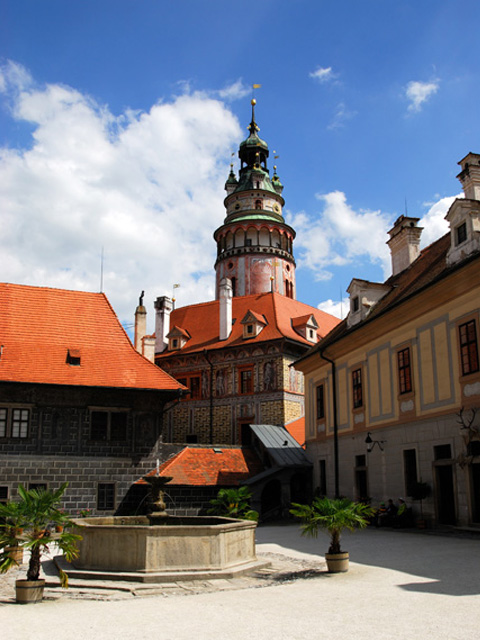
[249,424,312,468]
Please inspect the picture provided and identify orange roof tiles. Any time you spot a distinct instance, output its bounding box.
[139,446,264,486]
[157,292,339,359]
[285,416,306,447]
[0,283,184,391]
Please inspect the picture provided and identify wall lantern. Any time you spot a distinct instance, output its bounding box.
[365,432,386,453]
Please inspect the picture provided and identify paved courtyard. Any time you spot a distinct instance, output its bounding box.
[1,524,479,639]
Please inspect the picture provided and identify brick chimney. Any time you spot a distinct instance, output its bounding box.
[387,216,423,276]
[219,278,233,341]
[154,296,173,353]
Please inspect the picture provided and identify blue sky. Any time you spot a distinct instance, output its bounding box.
[1,0,479,332]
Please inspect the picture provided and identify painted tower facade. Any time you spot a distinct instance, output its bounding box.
[214,100,296,299]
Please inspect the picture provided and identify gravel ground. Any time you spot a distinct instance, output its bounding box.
[1,525,479,640]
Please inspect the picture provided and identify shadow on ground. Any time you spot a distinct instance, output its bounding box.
[255,523,480,596]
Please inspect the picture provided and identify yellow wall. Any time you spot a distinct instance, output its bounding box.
[299,268,480,442]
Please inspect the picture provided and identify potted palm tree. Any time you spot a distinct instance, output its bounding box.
[0,483,81,603]
[290,497,374,572]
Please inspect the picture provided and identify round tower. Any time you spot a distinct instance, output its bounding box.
[214,100,296,299]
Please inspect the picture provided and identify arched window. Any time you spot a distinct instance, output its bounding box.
[255,199,262,210]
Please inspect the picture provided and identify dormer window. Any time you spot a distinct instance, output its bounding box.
[347,279,390,328]
[456,222,467,246]
[291,314,319,343]
[241,310,267,339]
[166,326,190,351]
[66,349,81,366]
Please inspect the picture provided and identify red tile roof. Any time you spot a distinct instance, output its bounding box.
[284,416,306,447]
[139,446,264,486]
[0,283,184,391]
[157,292,339,359]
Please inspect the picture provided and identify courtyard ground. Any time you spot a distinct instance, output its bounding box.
[1,524,479,639]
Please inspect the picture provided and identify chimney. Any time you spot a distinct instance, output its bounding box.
[154,296,173,353]
[219,278,233,341]
[134,291,147,353]
[457,153,480,201]
[142,335,156,363]
[387,216,423,276]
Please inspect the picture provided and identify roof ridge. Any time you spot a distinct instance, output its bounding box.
[2,281,102,296]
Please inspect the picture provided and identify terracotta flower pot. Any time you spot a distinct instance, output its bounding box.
[325,551,349,573]
[15,579,45,604]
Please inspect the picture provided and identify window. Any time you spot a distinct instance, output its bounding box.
[0,407,30,438]
[352,369,363,409]
[0,486,9,504]
[97,483,115,510]
[403,449,418,496]
[459,320,479,375]
[352,296,359,313]
[177,374,202,400]
[434,444,452,460]
[29,483,47,492]
[455,222,467,246]
[246,324,254,335]
[397,347,412,394]
[316,384,325,420]
[185,434,198,444]
[90,410,128,441]
[239,367,254,395]
[189,376,201,400]
[245,238,252,246]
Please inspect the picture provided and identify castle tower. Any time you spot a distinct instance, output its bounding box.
[214,100,296,299]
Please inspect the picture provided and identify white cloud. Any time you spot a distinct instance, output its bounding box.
[405,80,439,113]
[309,66,337,84]
[287,191,391,281]
[419,194,459,246]
[316,298,348,320]
[327,102,356,130]
[0,62,241,334]
[309,192,458,320]
[216,80,250,101]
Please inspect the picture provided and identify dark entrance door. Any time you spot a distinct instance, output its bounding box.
[470,463,480,523]
[435,464,456,525]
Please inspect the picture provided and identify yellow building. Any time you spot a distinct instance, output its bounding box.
[295,152,480,528]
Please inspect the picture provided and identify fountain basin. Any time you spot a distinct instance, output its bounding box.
[70,516,267,582]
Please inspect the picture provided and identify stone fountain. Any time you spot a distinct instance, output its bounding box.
[69,470,268,583]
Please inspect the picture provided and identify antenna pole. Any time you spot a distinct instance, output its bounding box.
[100,246,104,292]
